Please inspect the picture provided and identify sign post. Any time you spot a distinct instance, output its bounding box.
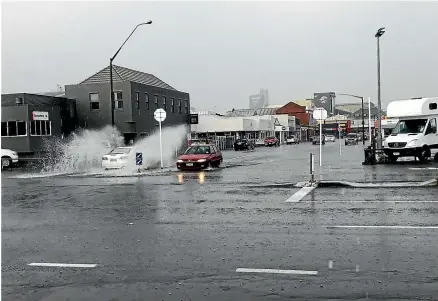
[338,123,342,156]
[313,108,328,167]
[154,108,167,169]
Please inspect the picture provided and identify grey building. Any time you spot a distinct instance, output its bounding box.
[249,89,269,110]
[1,93,77,154]
[65,65,191,144]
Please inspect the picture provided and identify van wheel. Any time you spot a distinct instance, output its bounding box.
[2,157,11,168]
[388,154,398,163]
[418,146,431,162]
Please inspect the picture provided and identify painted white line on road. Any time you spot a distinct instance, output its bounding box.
[285,186,316,202]
[28,263,97,268]
[301,200,438,203]
[236,268,318,275]
[327,225,438,230]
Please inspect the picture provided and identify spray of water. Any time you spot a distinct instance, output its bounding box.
[123,124,188,172]
[42,125,124,174]
[40,124,187,176]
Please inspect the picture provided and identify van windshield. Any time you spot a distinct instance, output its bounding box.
[392,119,427,134]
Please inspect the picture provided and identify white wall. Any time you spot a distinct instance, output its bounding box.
[192,114,277,133]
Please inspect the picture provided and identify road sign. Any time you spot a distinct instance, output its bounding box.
[154,108,167,122]
[313,108,328,120]
[136,152,143,166]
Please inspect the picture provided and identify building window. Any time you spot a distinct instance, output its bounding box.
[184,100,189,114]
[114,91,123,109]
[154,95,159,109]
[1,121,27,137]
[171,98,175,113]
[145,93,149,110]
[134,91,140,110]
[163,96,167,110]
[89,93,99,110]
[178,99,182,113]
[30,120,51,136]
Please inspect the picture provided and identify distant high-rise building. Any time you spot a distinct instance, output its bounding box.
[249,89,269,109]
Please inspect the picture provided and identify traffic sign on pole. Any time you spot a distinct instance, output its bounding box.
[136,152,143,166]
[154,109,166,169]
[312,108,327,167]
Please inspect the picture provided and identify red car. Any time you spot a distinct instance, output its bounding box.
[177,144,223,170]
[264,136,280,147]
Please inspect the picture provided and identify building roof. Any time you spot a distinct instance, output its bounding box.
[225,107,278,117]
[1,93,74,106]
[79,65,176,90]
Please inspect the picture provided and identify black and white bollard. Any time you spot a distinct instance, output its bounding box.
[310,153,315,183]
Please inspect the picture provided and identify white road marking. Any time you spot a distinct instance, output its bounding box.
[356,265,360,273]
[285,186,316,202]
[328,260,333,269]
[236,268,318,275]
[409,167,438,170]
[28,263,97,268]
[301,200,438,203]
[327,225,438,230]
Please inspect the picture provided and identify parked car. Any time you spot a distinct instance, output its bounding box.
[264,137,280,147]
[234,139,254,151]
[286,136,300,145]
[102,147,133,169]
[177,144,222,170]
[325,135,336,142]
[1,149,19,168]
[345,133,359,145]
[312,135,326,145]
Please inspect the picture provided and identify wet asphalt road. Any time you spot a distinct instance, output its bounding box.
[2,142,438,301]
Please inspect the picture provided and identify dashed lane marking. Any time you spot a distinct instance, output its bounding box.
[236,268,318,275]
[28,263,97,268]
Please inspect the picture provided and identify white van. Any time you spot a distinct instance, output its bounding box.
[383,97,438,162]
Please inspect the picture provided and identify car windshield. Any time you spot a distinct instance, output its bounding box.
[347,134,357,138]
[110,147,131,154]
[392,119,428,134]
[185,145,211,155]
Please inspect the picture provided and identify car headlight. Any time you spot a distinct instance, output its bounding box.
[383,140,388,147]
[407,139,419,147]
[197,159,207,162]
[177,159,183,163]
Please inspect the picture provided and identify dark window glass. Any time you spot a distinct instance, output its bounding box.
[178,99,182,113]
[154,95,159,109]
[35,120,42,135]
[41,120,47,135]
[163,96,167,110]
[145,93,149,110]
[17,121,26,135]
[117,101,124,109]
[30,121,36,135]
[46,121,51,135]
[115,91,123,100]
[171,98,175,113]
[184,100,189,114]
[1,122,7,136]
[8,121,17,136]
[89,93,100,110]
[90,102,100,110]
[135,92,140,109]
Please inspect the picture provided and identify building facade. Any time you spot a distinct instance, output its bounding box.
[65,65,191,144]
[275,102,317,141]
[1,93,77,154]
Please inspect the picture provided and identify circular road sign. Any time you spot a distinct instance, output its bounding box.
[154,108,167,122]
[313,108,328,120]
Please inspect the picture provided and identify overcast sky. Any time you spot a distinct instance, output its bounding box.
[2,1,437,112]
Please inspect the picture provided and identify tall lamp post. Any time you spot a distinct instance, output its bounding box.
[339,93,365,145]
[375,27,385,148]
[110,21,152,127]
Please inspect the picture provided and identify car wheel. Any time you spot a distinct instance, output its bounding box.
[418,146,431,162]
[1,157,12,168]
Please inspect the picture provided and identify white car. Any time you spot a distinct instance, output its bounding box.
[1,149,19,168]
[102,147,133,169]
[325,135,336,142]
[286,136,300,145]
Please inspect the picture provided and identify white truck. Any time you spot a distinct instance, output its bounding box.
[383,97,438,162]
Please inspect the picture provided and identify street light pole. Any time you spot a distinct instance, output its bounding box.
[375,27,385,148]
[338,93,365,145]
[110,21,152,127]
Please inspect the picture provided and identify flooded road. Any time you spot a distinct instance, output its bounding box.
[2,143,438,301]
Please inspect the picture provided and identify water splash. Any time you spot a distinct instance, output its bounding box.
[38,124,188,176]
[42,125,124,174]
